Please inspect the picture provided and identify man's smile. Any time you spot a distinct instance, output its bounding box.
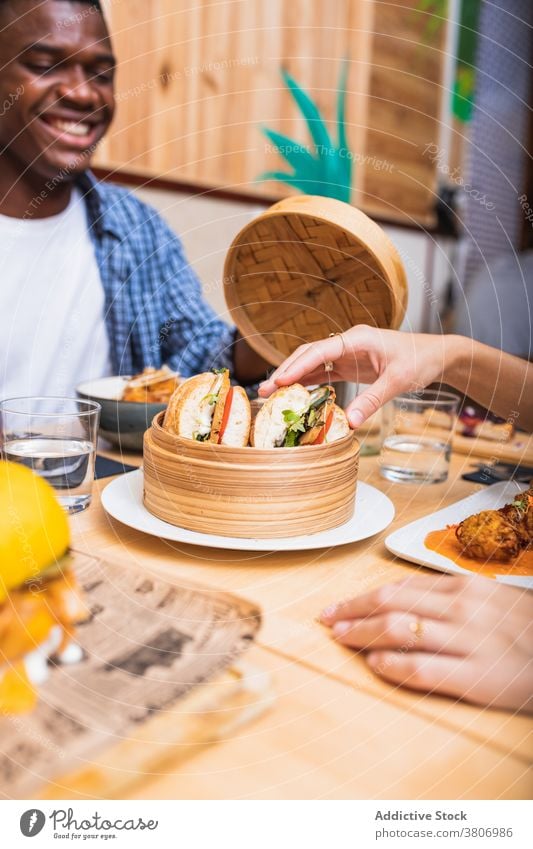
[36,110,106,150]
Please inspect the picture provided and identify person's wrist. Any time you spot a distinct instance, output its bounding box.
[441,334,470,390]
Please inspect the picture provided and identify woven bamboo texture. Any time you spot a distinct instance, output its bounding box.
[224,195,408,365]
[143,413,360,538]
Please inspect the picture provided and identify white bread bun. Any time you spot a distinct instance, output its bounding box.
[251,384,310,448]
[167,373,220,440]
[219,386,251,447]
[163,380,187,432]
[325,405,351,443]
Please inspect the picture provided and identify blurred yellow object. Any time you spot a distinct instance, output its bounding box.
[0,461,70,602]
[0,462,86,714]
[0,662,36,713]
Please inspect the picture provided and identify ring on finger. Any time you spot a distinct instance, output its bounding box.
[408,618,425,640]
[324,332,346,373]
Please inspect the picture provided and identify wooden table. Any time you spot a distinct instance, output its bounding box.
[68,451,532,800]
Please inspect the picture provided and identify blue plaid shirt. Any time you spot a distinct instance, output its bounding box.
[77,171,236,377]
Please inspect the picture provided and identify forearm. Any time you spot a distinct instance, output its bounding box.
[443,336,533,431]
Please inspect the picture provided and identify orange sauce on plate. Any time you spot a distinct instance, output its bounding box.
[424,527,533,579]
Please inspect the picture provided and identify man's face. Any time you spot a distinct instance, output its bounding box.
[0,0,115,180]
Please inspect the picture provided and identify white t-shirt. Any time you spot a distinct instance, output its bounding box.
[0,189,111,400]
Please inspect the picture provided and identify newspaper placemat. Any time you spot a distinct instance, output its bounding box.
[0,553,261,798]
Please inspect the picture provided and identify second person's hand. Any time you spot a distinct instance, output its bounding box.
[258,326,450,428]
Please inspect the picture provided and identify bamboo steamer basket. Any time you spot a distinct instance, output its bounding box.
[144,413,360,539]
[223,195,408,365]
[144,195,407,538]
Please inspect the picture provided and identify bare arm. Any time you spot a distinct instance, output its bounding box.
[259,327,533,432]
[443,336,533,431]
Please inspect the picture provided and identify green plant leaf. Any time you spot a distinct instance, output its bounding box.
[281,67,334,159]
[257,62,354,203]
[282,409,303,425]
[280,68,345,192]
[282,408,306,446]
[256,170,329,196]
[261,127,317,172]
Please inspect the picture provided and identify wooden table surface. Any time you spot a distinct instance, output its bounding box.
[69,450,533,800]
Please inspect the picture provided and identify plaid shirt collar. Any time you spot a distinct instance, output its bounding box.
[75,170,125,239]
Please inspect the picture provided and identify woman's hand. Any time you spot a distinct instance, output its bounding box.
[320,573,533,713]
[259,327,533,432]
[259,326,450,427]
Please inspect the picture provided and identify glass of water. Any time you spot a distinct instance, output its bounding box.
[0,397,101,513]
[380,390,460,484]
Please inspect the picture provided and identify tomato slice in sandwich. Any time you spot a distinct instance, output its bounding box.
[217,387,234,444]
[312,409,334,445]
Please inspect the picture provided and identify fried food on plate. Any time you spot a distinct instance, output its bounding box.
[122,366,180,403]
[456,486,532,561]
[163,368,251,447]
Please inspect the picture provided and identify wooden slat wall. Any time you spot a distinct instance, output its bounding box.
[97,0,446,224]
[361,0,447,221]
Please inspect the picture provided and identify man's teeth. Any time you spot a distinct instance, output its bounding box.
[49,118,91,137]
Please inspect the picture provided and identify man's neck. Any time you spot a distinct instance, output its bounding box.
[0,158,74,219]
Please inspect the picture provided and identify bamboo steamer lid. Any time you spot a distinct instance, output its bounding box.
[224,195,408,366]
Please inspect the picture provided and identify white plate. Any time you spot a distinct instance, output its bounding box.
[385,481,532,589]
[101,469,395,552]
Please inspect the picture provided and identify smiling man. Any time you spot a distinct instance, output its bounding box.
[0,0,267,398]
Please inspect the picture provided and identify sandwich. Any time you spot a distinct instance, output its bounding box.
[0,462,88,714]
[163,368,251,447]
[251,384,350,448]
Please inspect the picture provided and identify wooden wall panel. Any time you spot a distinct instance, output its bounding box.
[97,0,446,224]
[361,0,447,221]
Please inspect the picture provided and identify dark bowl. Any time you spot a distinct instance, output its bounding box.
[77,376,167,451]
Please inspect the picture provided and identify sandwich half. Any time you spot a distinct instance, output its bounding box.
[251,384,350,448]
[164,369,251,447]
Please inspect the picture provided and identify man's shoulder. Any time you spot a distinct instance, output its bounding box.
[79,172,171,240]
